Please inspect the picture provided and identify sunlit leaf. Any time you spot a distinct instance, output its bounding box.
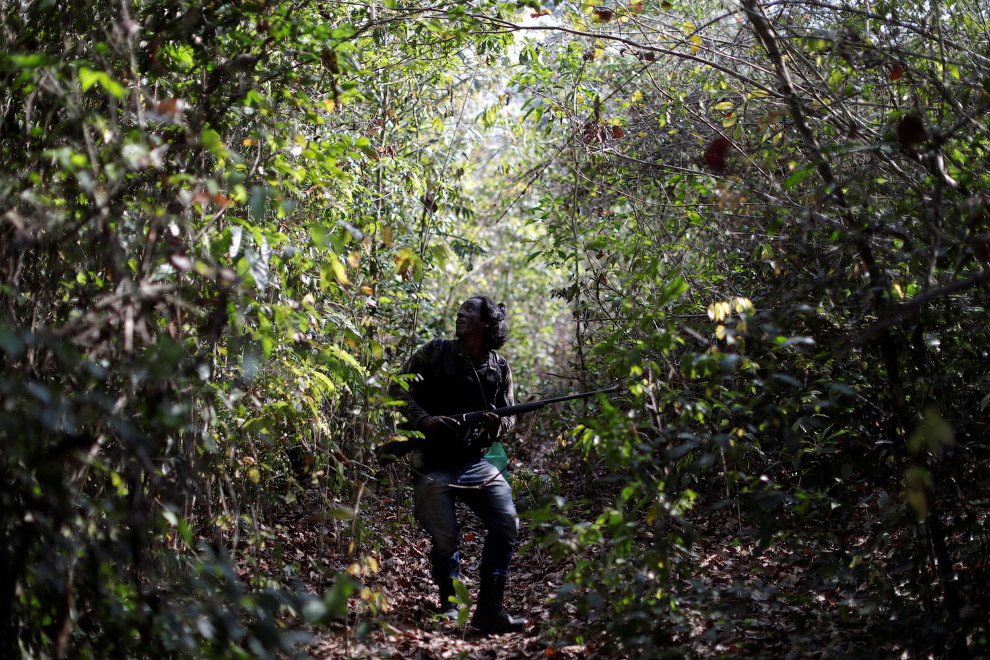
[330,254,350,286]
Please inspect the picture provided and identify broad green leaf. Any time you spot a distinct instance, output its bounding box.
[78,67,101,92]
[783,166,814,189]
[249,185,267,220]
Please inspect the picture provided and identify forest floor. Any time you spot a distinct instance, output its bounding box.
[255,436,981,660]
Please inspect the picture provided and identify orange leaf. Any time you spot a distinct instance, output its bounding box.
[891,64,904,81]
[530,9,551,17]
[156,97,185,122]
[612,125,626,139]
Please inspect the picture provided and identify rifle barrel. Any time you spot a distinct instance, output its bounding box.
[460,385,620,422]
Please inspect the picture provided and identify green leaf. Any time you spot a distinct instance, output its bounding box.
[783,166,814,189]
[78,67,126,98]
[250,185,267,220]
[908,409,955,456]
[324,344,363,371]
[79,67,101,92]
[0,325,23,358]
[452,577,472,625]
[9,54,51,67]
[202,129,229,157]
[656,276,688,308]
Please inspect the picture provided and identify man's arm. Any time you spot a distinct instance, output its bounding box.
[495,362,516,437]
[386,340,439,431]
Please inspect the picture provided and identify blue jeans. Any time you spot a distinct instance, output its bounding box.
[413,459,519,585]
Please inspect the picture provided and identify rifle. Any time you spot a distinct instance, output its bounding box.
[376,385,620,465]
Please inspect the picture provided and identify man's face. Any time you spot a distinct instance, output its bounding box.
[455,297,488,340]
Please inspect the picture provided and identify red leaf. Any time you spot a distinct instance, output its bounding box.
[612,126,625,139]
[704,137,731,174]
[592,7,613,22]
[891,64,904,81]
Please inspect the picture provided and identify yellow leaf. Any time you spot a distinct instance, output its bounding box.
[330,254,350,286]
[707,301,731,322]
[248,468,261,484]
[733,297,754,313]
[347,251,360,268]
[713,101,735,111]
[722,111,737,128]
[690,35,702,54]
[243,138,257,147]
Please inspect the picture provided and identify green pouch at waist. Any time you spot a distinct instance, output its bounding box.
[485,441,508,474]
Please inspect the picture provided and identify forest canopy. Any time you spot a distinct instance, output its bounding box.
[1,0,988,658]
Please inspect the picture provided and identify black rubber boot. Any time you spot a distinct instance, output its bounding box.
[437,578,459,622]
[470,574,528,633]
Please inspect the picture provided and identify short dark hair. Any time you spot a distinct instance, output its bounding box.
[473,295,508,351]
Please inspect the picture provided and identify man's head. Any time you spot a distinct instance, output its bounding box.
[455,296,508,351]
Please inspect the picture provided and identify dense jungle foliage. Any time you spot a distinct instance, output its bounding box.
[2,0,988,658]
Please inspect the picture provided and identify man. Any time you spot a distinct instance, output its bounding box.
[388,295,528,633]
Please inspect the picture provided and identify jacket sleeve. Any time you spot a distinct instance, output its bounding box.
[387,340,438,431]
[495,360,516,437]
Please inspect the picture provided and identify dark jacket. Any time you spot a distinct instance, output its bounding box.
[389,338,515,466]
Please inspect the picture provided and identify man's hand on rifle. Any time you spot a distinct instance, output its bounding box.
[420,415,463,444]
[479,411,500,436]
